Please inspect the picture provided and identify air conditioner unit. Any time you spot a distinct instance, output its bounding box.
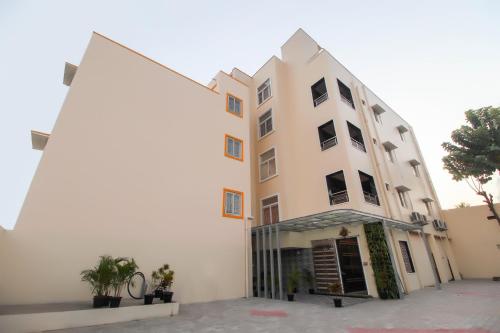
[432,219,440,230]
[410,212,420,222]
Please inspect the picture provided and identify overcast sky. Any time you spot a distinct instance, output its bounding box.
[1,0,499,229]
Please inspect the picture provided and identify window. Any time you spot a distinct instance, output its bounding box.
[397,125,408,142]
[358,171,379,205]
[258,109,273,138]
[397,189,411,209]
[347,122,365,152]
[257,79,271,105]
[259,148,277,181]
[226,94,242,117]
[399,241,415,273]
[223,188,243,219]
[337,79,355,108]
[424,200,433,216]
[326,171,348,205]
[383,142,398,163]
[412,164,420,177]
[224,134,243,161]
[261,195,279,225]
[311,78,328,107]
[374,112,383,124]
[399,131,406,142]
[318,120,337,151]
[372,104,386,124]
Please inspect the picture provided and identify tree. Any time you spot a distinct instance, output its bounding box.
[455,202,471,208]
[442,106,500,225]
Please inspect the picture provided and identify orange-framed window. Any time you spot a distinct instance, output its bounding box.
[226,93,243,117]
[223,188,244,219]
[224,134,244,161]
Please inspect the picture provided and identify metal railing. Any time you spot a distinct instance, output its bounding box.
[363,192,380,206]
[340,95,355,108]
[350,137,366,152]
[329,190,349,205]
[321,136,338,151]
[313,93,328,107]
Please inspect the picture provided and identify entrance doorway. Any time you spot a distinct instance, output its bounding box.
[336,237,367,294]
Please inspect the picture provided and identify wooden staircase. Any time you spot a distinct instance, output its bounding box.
[311,239,341,293]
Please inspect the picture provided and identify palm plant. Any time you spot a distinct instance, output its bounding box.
[287,267,301,295]
[111,257,138,297]
[81,255,116,297]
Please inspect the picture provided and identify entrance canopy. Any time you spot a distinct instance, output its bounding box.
[252,209,422,232]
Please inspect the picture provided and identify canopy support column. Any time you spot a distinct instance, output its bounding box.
[262,228,268,298]
[275,224,283,300]
[421,231,441,290]
[268,226,275,299]
[256,231,261,297]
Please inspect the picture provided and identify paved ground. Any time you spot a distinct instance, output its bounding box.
[50,280,499,333]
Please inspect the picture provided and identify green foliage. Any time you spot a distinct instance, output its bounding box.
[363,223,399,299]
[286,267,301,294]
[302,268,314,287]
[442,106,500,183]
[80,255,116,296]
[111,257,138,297]
[455,202,471,208]
[152,264,175,291]
[327,282,342,294]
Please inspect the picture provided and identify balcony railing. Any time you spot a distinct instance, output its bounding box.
[329,190,349,205]
[340,95,354,108]
[363,191,380,206]
[321,136,338,151]
[313,93,328,107]
[350,137,366,152]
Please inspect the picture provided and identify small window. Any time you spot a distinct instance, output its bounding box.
[397,190,411,208]
[358,171,379,206]
[385,183,390,191]
[347,122,365,152]
[326,171,348,205]
[259,148,277,181]
[258,109,273,138]
[400,131,406,142]
[337,79,355,109]
[226,94,242,117]
[318,120,337,151]
[412,164,420,177]
[223,188,243,219]
[257,79,271,105]
[385,146,396,163]
[374,112,383,124]
[399,241,415,273]
[424,201,433,216]
[311,78,328,107]
[262,195,279,225]
[224,134,243,161]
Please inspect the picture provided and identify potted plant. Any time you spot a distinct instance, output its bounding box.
[81,255,115,308]
[152,264,175,303]
[110,257,138,308]
[143,281,155,305]
[328,282,343,308]
[303,268,315,294]
[286,268,301,301]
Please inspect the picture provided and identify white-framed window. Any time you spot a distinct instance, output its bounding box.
[257,79,271,105]
[411,164,420,177]
[261,195,279,225]
[397,190,411,208]
[258,109,273,138]
[226,94,242,117]
[225,134,243,161]
[385,147,396,163]
[223,188,243,219]
[259,147,277,181]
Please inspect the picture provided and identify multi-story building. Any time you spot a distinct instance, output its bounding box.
[0,29,459,306]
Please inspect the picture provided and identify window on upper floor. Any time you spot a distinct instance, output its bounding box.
[261,195,279,225]
[326,170,348,205]
[358,171,380,206]
[258,109,273,138]
[375,113,383,124]
[396,187,411,209]
[223,188,243,219]
[397,125,408,142]
[257,79,271,105]
[409,159,420,177]
[259,148,277,181]
[318,120,337,151]
[423,199,434,216]
[399,241,415,273]
[383,142,398,163]
[311,78,328,107]
[226,93,242,117]
[372,104,386,125]
[337,79,355,109]
[347,122,366,152]
[224,134,243,161]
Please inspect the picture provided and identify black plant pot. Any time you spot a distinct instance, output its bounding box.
[144,294,154,305]
[109,296,122,308]
[154,289,163,298]
[163,291,173,303]
[287,294,295,302]
[333,298,342,308]
[93,295,109,308]
[378,289,389,300]
[308,288,315,294]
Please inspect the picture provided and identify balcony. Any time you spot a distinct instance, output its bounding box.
[329,190,349,205]
[321,136,337,151]
[363,191,379,205]
[313,92,328,107]
[350,137,366,152]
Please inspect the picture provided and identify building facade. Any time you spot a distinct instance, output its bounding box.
[0,29,459,305]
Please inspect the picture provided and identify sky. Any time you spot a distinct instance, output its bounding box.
[0,0,499,229]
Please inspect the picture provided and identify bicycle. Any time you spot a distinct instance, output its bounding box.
[127,271,147,300]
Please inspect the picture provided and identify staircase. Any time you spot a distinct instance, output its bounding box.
[311,239,341,293]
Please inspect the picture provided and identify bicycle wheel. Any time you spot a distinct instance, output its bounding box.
[127,271,146,300]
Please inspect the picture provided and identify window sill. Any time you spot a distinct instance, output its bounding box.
[259,173,279,183]
[258,130,275,141]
